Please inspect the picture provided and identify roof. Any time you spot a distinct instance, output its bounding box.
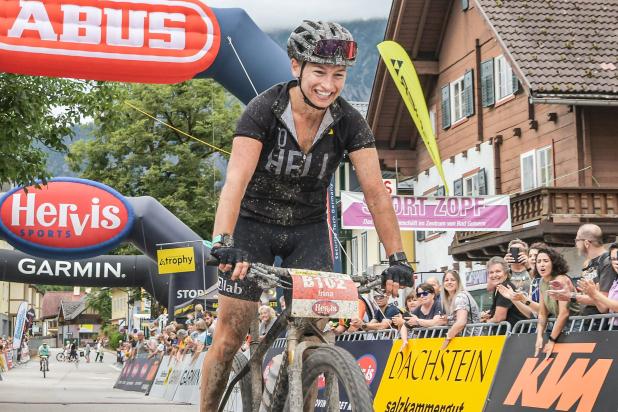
[477,0,618,102]
[41,291,84,319]
[59,299,86,321]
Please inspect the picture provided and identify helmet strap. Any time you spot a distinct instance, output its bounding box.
[297,62,328,111]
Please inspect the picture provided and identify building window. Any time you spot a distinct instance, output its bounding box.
[361,232,368,274]
[495,55,514,101]
[350,236,358,275]
[450,76,465,123]
[521,146,553,192]
[464,174,480,196]
[429,107,436,135]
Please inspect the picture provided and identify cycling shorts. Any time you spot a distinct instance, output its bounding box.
[218,217,334,302]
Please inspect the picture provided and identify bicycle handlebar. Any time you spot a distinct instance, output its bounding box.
[206,256,383,293]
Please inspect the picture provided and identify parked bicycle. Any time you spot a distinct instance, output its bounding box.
[40,355,49,378]
[214,261,381,412]
[56,349,80,367]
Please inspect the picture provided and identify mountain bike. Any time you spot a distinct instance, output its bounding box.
[213,261,381,412]
[40,355,49,378]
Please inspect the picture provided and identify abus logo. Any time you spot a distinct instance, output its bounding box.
[0,178,134,259]
[504,343,613,412]
[311,300,339,317]
[0,0,220,83]
[357,354,378,385]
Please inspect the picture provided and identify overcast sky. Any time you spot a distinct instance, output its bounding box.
[204,0,393,30]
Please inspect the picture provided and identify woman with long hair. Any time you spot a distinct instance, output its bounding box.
[535,247,579,358]
[436,270,480,349]
[497,241,547,318]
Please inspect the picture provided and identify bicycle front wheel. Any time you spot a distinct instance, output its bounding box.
[56,353,64,362]
[220,352,251,412]
[290,346,373,412]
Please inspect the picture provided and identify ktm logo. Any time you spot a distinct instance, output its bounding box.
[504,343,613,412]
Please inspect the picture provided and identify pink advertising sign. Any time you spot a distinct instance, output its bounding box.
[341,191,511,232]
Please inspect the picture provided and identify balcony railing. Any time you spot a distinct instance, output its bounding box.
[453,187,618,244]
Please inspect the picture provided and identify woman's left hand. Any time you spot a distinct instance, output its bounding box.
[440,338,451,350]
[542,340,555,360]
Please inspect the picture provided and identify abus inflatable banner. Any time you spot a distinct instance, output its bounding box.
[0,0,221,83]
[0,177,134,259]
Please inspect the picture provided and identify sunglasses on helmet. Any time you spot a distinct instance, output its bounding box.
[314,39,357,60]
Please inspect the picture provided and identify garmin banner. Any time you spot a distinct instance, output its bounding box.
[341,191,511,232]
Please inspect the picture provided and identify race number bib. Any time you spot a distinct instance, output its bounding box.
[289,269,358,319]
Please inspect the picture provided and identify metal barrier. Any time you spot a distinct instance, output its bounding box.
[512,313,618,334]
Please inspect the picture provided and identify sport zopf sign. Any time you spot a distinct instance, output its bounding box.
[0,0,221,83]
[0,178,134,259]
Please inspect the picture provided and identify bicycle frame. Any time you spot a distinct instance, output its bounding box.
[219,307,342,412]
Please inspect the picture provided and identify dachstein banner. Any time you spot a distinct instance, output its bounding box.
[341,191,511,231]
[373,336,506,412]
[377,40,447,192]
[485,332,617,412]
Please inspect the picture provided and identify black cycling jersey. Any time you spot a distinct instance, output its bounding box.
[235,80,375,226]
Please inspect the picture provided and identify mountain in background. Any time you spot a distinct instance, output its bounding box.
[267,18,387,102]
[42,123,94,177]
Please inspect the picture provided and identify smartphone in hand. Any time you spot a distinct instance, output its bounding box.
[509,246,520,260]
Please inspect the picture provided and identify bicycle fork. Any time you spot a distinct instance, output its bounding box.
[286,323,340,412]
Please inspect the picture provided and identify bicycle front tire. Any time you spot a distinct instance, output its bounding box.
[290,346,373,412]
[56,353,64,362]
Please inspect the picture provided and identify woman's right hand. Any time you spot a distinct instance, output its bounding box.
[391,315,404,327]
[534,335,544,357]
[577,278,599,298]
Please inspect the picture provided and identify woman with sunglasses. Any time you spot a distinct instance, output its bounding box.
[201,21,414,411]
[405,283,442,328]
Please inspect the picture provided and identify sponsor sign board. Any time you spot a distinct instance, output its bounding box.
[0,178,134,259]
[172,352,206,404]
[0,0,221,83]
[157,246,196,274]
[485,332,617,412]
[290,269,358,319]
[374,336,506,412]
[147,355,172,398]
[114,355,161,393]
[341,191,511,232]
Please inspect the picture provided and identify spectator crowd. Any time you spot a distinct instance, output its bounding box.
[329,223,618,353]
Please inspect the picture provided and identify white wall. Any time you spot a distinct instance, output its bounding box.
[413,141,495,273]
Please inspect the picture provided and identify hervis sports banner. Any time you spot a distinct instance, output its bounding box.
[341,191,511,232]
[374,336,506,412]
[377,40,448,192]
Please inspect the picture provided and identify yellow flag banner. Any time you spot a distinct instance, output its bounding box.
[377,40,448,193]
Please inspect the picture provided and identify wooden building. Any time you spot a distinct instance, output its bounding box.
[369,0,618,273]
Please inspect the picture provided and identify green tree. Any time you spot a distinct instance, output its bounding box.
[86,288,112,326]
[0,74,114,188]
[68,80,240,240]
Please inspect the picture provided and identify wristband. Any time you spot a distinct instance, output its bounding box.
[212,233,234,247]
[388,251,408,265]
[525,300,531,306]
[570,292,578,304]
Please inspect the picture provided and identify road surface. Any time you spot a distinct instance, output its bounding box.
[0,349,198,411]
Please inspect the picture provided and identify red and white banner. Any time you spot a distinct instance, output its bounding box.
[0,0,221,83]
[341,191,511,232]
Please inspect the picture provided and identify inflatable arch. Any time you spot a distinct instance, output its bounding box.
[0,2,295,313]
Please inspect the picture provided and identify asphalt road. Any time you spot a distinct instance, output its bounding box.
[0,348,198,411]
